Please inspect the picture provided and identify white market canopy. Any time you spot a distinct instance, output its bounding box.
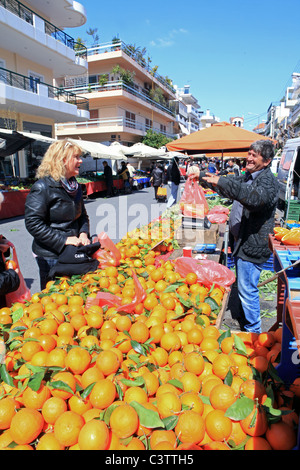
[122,142,167,159]
[71,139,127,160]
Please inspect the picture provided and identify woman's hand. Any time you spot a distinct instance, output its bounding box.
[65,233,90,247]
[65,236,82,246]
[79,233,91,246]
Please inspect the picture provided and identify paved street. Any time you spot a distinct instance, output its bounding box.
[0,184,171,295]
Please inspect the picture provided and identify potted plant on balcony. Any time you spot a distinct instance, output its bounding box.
[99,74,109,87]
[112,36,121,51]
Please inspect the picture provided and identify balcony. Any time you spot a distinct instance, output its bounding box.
[0,0,88,76]
[0,67,89,121]
[85,40,176,95]
[55,117,176,140]
[65,80,175,119]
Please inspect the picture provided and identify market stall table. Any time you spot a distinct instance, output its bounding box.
[83,179,124,196]
[0,190,30,219]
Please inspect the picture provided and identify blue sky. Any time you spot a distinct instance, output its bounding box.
[66,0,300,131]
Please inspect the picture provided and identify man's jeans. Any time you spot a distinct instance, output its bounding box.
[234,257,264,333]
[167,182,179,208]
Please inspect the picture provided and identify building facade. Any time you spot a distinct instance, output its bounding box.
[0,0,89,178]
[172,85,202,137]
[55,40,177,146]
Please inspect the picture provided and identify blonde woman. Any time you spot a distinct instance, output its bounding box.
[25,139,90,290]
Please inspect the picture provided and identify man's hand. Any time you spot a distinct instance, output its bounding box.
[202,172,220,186]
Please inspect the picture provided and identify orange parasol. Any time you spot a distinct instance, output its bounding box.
[166,121,273,157]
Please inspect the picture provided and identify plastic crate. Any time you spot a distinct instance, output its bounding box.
[285,200,300,221]
[226,253,274,271]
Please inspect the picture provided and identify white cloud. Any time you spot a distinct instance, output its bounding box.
[150,28,188,48]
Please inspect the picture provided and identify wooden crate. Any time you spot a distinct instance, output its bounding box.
[175,224,219,247]
[215,290,230,329]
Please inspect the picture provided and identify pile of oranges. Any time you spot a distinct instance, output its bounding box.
[0,223,299,450]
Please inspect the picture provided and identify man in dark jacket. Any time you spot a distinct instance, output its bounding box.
[203,140,279,333]
[151,163,164,200]
[103,161,114,197]
[166,157,181,208]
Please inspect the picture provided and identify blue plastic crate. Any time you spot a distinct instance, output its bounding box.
[226,253,274,271]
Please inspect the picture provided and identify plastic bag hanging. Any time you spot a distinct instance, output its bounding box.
[5,244,31,307]
[179,175,209,219]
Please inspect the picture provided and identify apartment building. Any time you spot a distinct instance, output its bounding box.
[200,109,220,129]
[173,84,202,136]
[55,39,177,146]
[0,0,89,178]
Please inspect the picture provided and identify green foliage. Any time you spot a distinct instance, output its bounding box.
[142,129,173,149]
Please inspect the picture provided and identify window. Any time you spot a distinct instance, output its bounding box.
[125,111,136,129]
[89,109,99,120]
[28,71,44,93]
[0,59,7,83]
[145,118,152,130]
[89,75,98,84]
[160,124,166,134]
[282,150,295,171]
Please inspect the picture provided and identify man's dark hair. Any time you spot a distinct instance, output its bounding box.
[250,140,275,162]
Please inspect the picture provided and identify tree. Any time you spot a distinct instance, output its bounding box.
[142,129,174,149]
[86,27,99,46]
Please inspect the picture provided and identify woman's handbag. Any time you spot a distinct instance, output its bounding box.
[48,242,100,279]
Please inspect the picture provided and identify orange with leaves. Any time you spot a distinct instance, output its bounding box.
[10,408,44,445]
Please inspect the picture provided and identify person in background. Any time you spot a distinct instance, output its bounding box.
[166,156,181,208]
[207,158,217,173]
[126,162,135,190]
[25,139,90,290]
[151,163,164,200]
[103,160,114,197]
[118,161,131,193]
[226,158,241,176]
[0,193,20,308]
[203,140,279,333]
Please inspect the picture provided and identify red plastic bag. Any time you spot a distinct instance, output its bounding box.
[85,269,146,314]
[92,232,121,267]
[207,205,229,223]
[5,243,31,307]
[207,212,229,224]
[179,177,209,218]
[208,205,230,215]
[174,257,235,289]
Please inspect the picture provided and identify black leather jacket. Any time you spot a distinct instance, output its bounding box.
[151,167,164,187]
[216,167,279,263]
[25,176,90,259]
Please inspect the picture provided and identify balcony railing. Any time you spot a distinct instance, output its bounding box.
[55,117,176,139]
[65,80,175,118]
[0,67,89,111]
[0,0,87,60]
[86,40,175,94]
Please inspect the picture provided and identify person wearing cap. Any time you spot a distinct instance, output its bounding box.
[103,160,114,197]
[202,140,279,333]
[0,192,20,307]
[25,139,90,290]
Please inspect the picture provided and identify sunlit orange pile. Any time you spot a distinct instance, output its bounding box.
[0,220,299,450]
